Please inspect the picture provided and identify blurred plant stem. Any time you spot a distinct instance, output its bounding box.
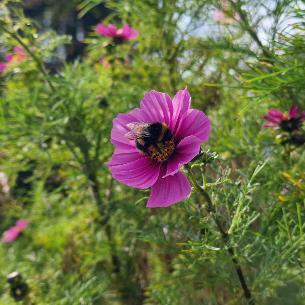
[80,145,121,274]
[228,0,273,61]
[0,24,55,91]
[186,165,255,305]
[283,144,292,167]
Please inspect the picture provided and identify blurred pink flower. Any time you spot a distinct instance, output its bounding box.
[7,46,27,64]
[96,23,117,37]
[15,219,29,230]
[96,23,138,41]
[5,53,13,62]
[1,219,29,243]
[263,105,305,132]
[107,89,211,208]
[2,227,21,243]
[213,0,240,25]
[0,62,7,72]
[0,46,27,73]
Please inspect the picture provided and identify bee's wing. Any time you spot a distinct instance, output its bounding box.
[125,122,151,139]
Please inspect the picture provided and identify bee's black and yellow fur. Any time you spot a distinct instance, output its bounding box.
[132,122,175,162]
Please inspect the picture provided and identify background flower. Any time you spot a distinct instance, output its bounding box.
[107,89,211,208]
[6,46,27,64]
[1,219,29,243]
[0,62,7,72]
[0,46,27,73]
[95,23,138,41]
[15,219,29,231]
[263,105,305,132]
[213,0,240,25]
[2,227,21,243]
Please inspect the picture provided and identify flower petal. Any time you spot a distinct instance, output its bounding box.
[175,109,211,142]
[170,89,191,134]
[264,114,281,124]
[15,219,28,231]
[2,227,21,243]
[147,171,191,208]
[140,90,173,126]
[0,62,7,72]
[118,24,139,40]
[164,135,201,177]
[267,109,285,122]
[96,23,117,37]
[107,152,160,189]
[289,105,300,119]
[5,53,13,62]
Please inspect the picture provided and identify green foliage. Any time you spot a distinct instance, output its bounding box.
[0,0,305,304]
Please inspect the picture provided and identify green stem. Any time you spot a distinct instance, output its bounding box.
[228,0,273,61]
[187,166,255,305]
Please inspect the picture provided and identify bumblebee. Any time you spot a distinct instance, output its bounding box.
[279,117,302,133]
[126,122,175,162]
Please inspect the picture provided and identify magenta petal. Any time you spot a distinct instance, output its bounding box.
[175,109,211,142]
[107,153,160,189]
[289,105,299,118]
[164,136,201,177]
[140,90,173,126]
[96,23,117,37]
[126,28,138,40]
[2,227,20,243]
[264,114,282,124]
[170,89,191,133]
[15,219,28,231]
[119,24,138,40]
[14,46,24,53]
[147,171,191,208]
[5,53,13,62]
[268,109,285,120]
[108,24,118,36]
[96,23,109,35]
[0,62,7,72]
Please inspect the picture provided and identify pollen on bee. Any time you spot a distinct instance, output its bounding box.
[148,139,175,162]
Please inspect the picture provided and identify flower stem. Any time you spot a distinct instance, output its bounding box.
[228,0,273,61]
[187,166,255,305]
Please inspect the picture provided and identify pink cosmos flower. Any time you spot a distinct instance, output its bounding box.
[1,219,28,243]
[15,219,29,231]
[96,23,138,41]
[6,46,27,64]
[263,105,305,132]
[2,227,21,243]
[213,0,240,25]
[0,62,7,72]
[5,53,13,62]
[213,10,240,24]
[107,89,211,208]
[0,46,27,73]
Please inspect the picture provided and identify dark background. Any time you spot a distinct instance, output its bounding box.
[24,0,110,60]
